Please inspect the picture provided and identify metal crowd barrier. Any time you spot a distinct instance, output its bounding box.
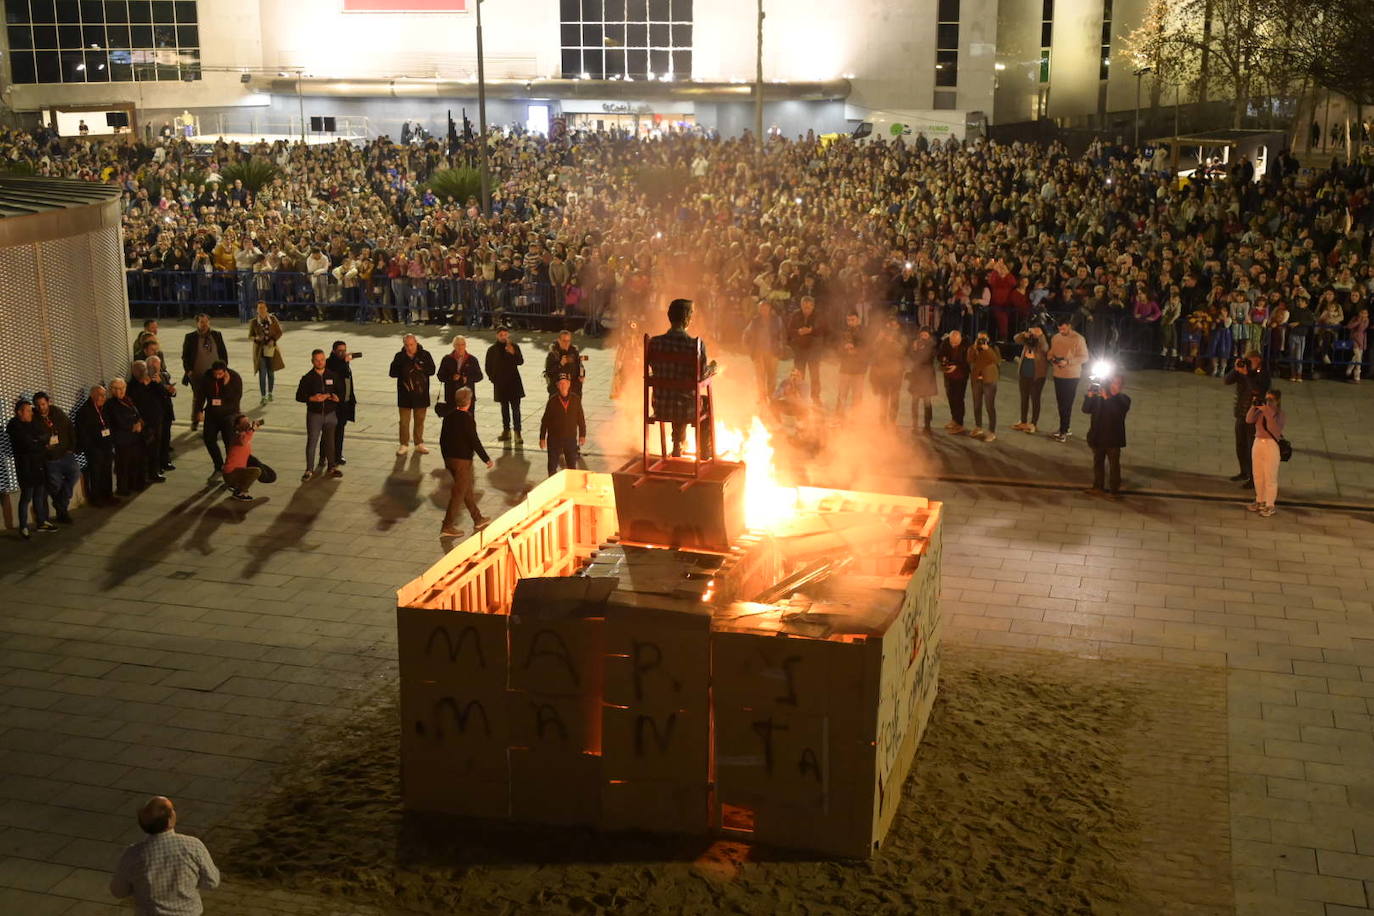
[125,270,591,329]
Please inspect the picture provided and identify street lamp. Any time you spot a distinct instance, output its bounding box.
[474,0,492,215]
[1134,66,1153,151]
[754,0,764,151]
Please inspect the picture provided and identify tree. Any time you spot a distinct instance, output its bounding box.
[1284,0,1374,106]
[1121,0,1289,128]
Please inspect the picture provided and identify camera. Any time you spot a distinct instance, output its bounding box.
[1235,358,1246,370]
[351,352,363,359]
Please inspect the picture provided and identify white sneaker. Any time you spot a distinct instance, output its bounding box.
[1259,505,1276,517]
[415,444,430,455]
[983,432,997,442]
[396,445,408,456]
[971,427,984,439]
[1025,423,1037,434]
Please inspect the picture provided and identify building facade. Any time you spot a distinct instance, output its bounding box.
[1,0,1165,138]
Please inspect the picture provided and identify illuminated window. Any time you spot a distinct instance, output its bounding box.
[560,0,692,81]
[7,0,200,84]
[935,0,958,88]
[1040,0,1052,83]
[1099,0,1112,80]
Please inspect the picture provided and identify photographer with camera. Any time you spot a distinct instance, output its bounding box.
[221,414,275,501]
[1223,351,1269,489]
[967,332,1000,442]
[1246,389,1286,517]
[937,330,971,434]
[1081,371,1131,499]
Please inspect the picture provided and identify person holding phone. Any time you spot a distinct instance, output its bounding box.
[1246,389,1285,517]
[1223,351,1269,488]
[485,327,526,444]
[248,300,284,405]
[967,332,1000,441]
[937,329,971,434]
[325,341,358,466]
[295,349,343,482]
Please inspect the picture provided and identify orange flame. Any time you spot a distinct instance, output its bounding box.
[716,417,799,530]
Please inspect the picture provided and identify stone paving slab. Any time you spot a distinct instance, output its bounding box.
[0,320,1372,913]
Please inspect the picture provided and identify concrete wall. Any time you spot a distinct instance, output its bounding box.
[993,0,1042,124]
[258,0,557,80]
[1046,0,1103,120]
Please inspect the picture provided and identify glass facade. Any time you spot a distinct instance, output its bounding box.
[5,0,200,85]
[935,0,958,88]
[559,0,692,81]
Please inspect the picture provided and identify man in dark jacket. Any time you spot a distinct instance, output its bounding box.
[295,348,343,482]
[436,388,492,537]
[1082,375,1132,498]
[128,361,169,485]
[32,391,79,523]
[389,333,436,455]
[786,295,825,402]
[543,329,585,396]
[325,340,358,466]
[75,385,116,506]
[438,335,484,408]
[195,361,243,484]
[8,398,53,537]
[1223,351,1270,488]
[180,314,228,432]
[937,330,971,434]
[539,375,587,476]
[485,327,526,444]
[106,378,146,496]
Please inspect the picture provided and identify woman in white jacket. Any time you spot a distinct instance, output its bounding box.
[306,248,331,319]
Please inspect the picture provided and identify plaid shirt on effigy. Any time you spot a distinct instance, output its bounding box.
[647,328,706,423]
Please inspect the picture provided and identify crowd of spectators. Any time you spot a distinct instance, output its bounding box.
[4,119,1373,531]
[0,122,1371,389]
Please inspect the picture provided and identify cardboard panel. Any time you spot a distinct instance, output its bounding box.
[871,531,943,847]
[611,457,745,552]
[508,689,602,755]
[603,599,711,714]
[715,705,830,812]
[397,607,507,697]
[710,631,866,719]
[509,749,602,827]
[601,706,708,782]
[751,799,868,859]
[602,781,709,836]
[509,578,610,696]
[400,681,510,819]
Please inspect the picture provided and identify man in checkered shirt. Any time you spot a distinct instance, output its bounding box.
[647,298,714,458]
[110,796,220,915]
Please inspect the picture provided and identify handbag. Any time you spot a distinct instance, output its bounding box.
[1260,415,1293,462]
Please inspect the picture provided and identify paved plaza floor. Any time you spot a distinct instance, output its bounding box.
[2,319,1373,914]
